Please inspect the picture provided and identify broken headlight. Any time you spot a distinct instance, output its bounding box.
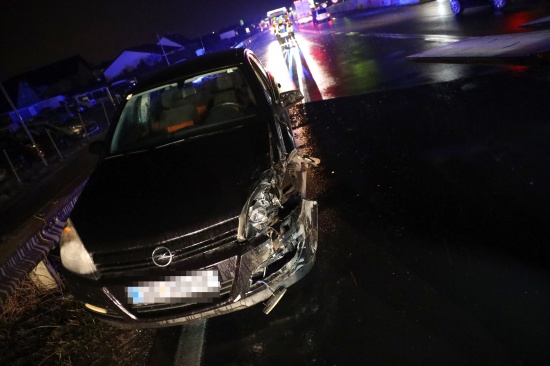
[238,172,282,241]
[60,219,98,278]
[248,191,281,231]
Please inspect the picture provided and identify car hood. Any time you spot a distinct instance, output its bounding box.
[71,120,271,254]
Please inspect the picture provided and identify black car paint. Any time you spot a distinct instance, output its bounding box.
[71,116,271,253]
[72,49,288,256]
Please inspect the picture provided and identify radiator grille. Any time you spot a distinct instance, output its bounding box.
[95,218,239,275]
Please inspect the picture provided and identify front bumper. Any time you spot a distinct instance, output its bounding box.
[61,200,318,328]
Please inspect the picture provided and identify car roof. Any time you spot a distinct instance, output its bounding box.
[132,48,252,94]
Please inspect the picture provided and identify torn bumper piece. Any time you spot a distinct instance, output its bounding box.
[62,200,318,328]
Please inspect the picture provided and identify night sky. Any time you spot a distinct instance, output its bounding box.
[0,0,287,80]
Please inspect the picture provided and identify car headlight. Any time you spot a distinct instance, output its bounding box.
[60,219,98,278]
[248,193,281,231]
[238,172,282,241]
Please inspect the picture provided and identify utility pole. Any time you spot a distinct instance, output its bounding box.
[200,35,206,53]
[156,34,171,66]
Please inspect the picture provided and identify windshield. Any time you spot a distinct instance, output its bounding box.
[109,67,257,154]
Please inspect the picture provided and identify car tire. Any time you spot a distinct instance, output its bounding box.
[493,0,506,10]
[450,0,463,14]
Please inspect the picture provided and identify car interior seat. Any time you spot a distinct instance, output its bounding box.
[157,88,198,133]
[203,75,250,125]
[212,73,239,106]
[230,71,256,111]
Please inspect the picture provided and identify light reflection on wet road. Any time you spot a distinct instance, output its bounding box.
[250,0,550,103]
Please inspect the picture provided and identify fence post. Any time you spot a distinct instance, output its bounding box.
[77,112,90,141]
[2,148,22,183]
[45,129,63,160]
[101,102,110,127]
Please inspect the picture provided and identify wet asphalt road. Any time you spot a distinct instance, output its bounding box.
[252,0,550,102]
[190,68,550,366]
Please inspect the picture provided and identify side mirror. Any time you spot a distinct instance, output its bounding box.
[89,140,105,155]
[279,90,304,109]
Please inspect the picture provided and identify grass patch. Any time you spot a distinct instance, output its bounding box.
[0,277,155,366]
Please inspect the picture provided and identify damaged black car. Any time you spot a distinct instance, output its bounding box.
[58,48,319,328]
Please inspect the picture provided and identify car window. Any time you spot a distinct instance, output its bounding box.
[109,67,257,155]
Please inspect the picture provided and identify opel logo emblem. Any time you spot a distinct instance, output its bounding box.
[152,246,173,267]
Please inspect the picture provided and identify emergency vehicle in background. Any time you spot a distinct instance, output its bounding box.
[267,7,287,40]
[266,7,295,49]
[267,7,288,28]
[293,0,313,24]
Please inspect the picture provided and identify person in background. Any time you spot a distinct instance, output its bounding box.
[277,18,287,48]
[286,18,296,46]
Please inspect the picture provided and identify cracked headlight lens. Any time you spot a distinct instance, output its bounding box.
[60,219,98,278]
[248,191,281,232]
[249,204,268,230]
[238,173,282,240]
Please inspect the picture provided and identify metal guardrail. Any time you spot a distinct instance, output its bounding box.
[0,179,86,305]
[0,100,116,306]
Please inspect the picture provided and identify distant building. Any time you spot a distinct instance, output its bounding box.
[103,33,201,82]
[0,55,96,120]
[102,45,180,82]
[157,34,198,65]
[156,34,191,49]
[217,22,259,48]
[0,25,259,122]
[220,29,238,40]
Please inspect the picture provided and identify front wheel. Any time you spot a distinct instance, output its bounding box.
[493,0,506,10]
[450,0,463,14]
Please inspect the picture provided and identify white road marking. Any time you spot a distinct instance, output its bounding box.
[174,320,206,366]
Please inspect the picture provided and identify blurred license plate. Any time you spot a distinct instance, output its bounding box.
[126,270,220,304]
